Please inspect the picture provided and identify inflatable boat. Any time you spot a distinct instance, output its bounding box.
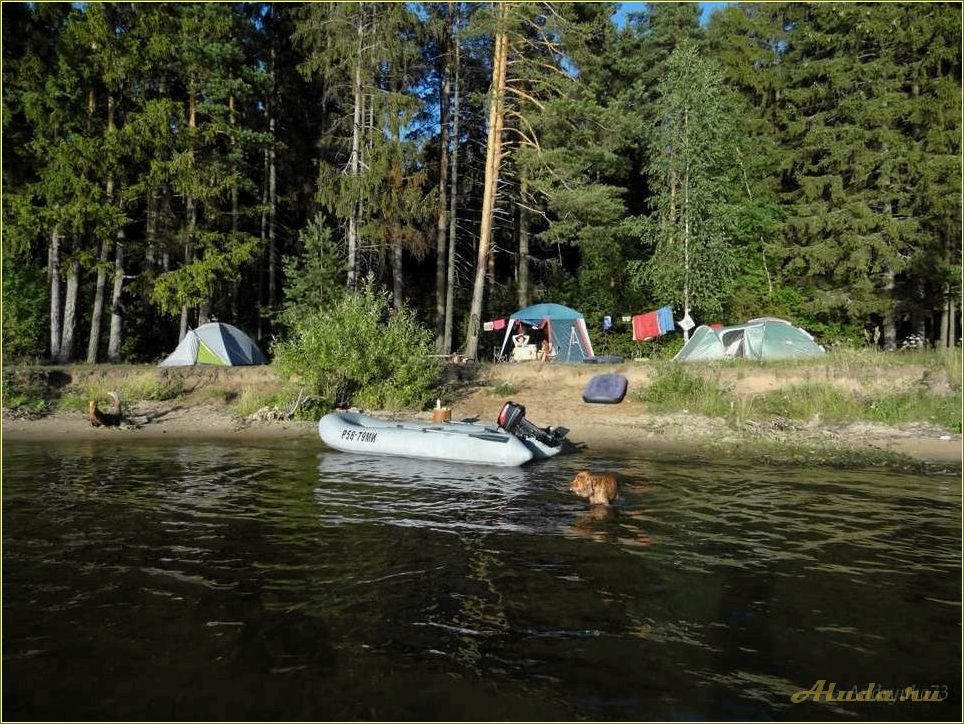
[318,402,568,467]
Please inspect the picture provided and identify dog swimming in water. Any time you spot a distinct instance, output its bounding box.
[569,470,619,506]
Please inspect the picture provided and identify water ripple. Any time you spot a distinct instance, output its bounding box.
[3,441,960,722]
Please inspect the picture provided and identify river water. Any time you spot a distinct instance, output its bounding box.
[3,440,960,721]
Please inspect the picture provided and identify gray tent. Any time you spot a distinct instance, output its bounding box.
[159,322,266,366]
[674,318,824,362]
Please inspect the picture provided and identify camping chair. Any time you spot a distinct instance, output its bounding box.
[493,345,509,363]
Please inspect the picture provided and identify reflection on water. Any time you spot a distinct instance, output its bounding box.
[3,440,961,721]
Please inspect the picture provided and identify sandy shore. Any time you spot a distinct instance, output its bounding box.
[4,396,960,468]
[3,404,316,442]
[3,361,960,468]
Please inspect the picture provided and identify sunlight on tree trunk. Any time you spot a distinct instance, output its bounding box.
[465,3,509,360]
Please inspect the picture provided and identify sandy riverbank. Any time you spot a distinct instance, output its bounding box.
[2,361,960,468]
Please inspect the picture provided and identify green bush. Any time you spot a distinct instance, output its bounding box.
[273,283,440,411]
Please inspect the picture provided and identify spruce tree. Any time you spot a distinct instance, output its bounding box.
[776,3,959,347]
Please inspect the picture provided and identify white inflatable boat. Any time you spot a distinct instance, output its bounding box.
[318,402,568,467]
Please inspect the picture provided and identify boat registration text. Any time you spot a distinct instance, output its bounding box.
[340,429,378,443]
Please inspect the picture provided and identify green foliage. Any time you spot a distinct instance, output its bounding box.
[279,214,344,326]
[635,41,740,319]
[591,331,643,360]
[273,282,440,410]
[646,335,686,361]
[1,254,47,363]
[775,3,961,330]
[2,2,960,367]
[151,233,261,315]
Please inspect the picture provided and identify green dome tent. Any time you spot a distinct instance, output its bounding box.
[158,322,266,367]
[674,318,824,362]
[498,303,595,362]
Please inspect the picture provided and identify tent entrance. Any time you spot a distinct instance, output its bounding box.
[720,329,746,358]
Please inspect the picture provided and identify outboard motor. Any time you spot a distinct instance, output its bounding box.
[497,401,569,447]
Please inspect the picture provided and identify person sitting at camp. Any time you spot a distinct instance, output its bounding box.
[539,338,553,362]
[512,332,530,347]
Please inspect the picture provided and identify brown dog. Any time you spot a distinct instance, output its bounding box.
[570,470,619,506]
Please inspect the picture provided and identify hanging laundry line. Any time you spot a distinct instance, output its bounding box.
[630,306,675,342]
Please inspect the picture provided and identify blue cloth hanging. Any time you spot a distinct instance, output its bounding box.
[657,306,675,334]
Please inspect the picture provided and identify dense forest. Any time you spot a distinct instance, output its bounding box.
[2,1,961,364]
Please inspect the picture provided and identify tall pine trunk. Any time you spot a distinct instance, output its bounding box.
[229,94,240,319]
[181,89,198,341]
[258,144,269,342]
[517,181,529,309]
[949,298,957,348]
[49,227,62,360]
[882,268,897,351]
[939,296,949,349]
[465,7,509,359]
[58,238,80,363]
[434,4,452,349]
[145,188,158,267]
[443,10,461,355]
[391,241,404,310]
[86,237,110,363]
[390,65,405,312]
[87,95,117,363]
[682,109,691,343]
[268,44,278,309]
[347,6,364,289]
[107,230,125,361]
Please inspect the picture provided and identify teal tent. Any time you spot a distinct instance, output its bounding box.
[498,303,595,362]
[674,318,824,362]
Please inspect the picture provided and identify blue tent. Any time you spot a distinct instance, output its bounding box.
[498,303,595,362]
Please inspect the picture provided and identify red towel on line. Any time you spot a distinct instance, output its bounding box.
[492,318,507,331]
[632,312,660,341]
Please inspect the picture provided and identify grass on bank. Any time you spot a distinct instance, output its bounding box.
[56,372,188,413]
[487,381,520,397]
[711,347,962,388]
[231,385,329,421]
[636,363,962,432]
